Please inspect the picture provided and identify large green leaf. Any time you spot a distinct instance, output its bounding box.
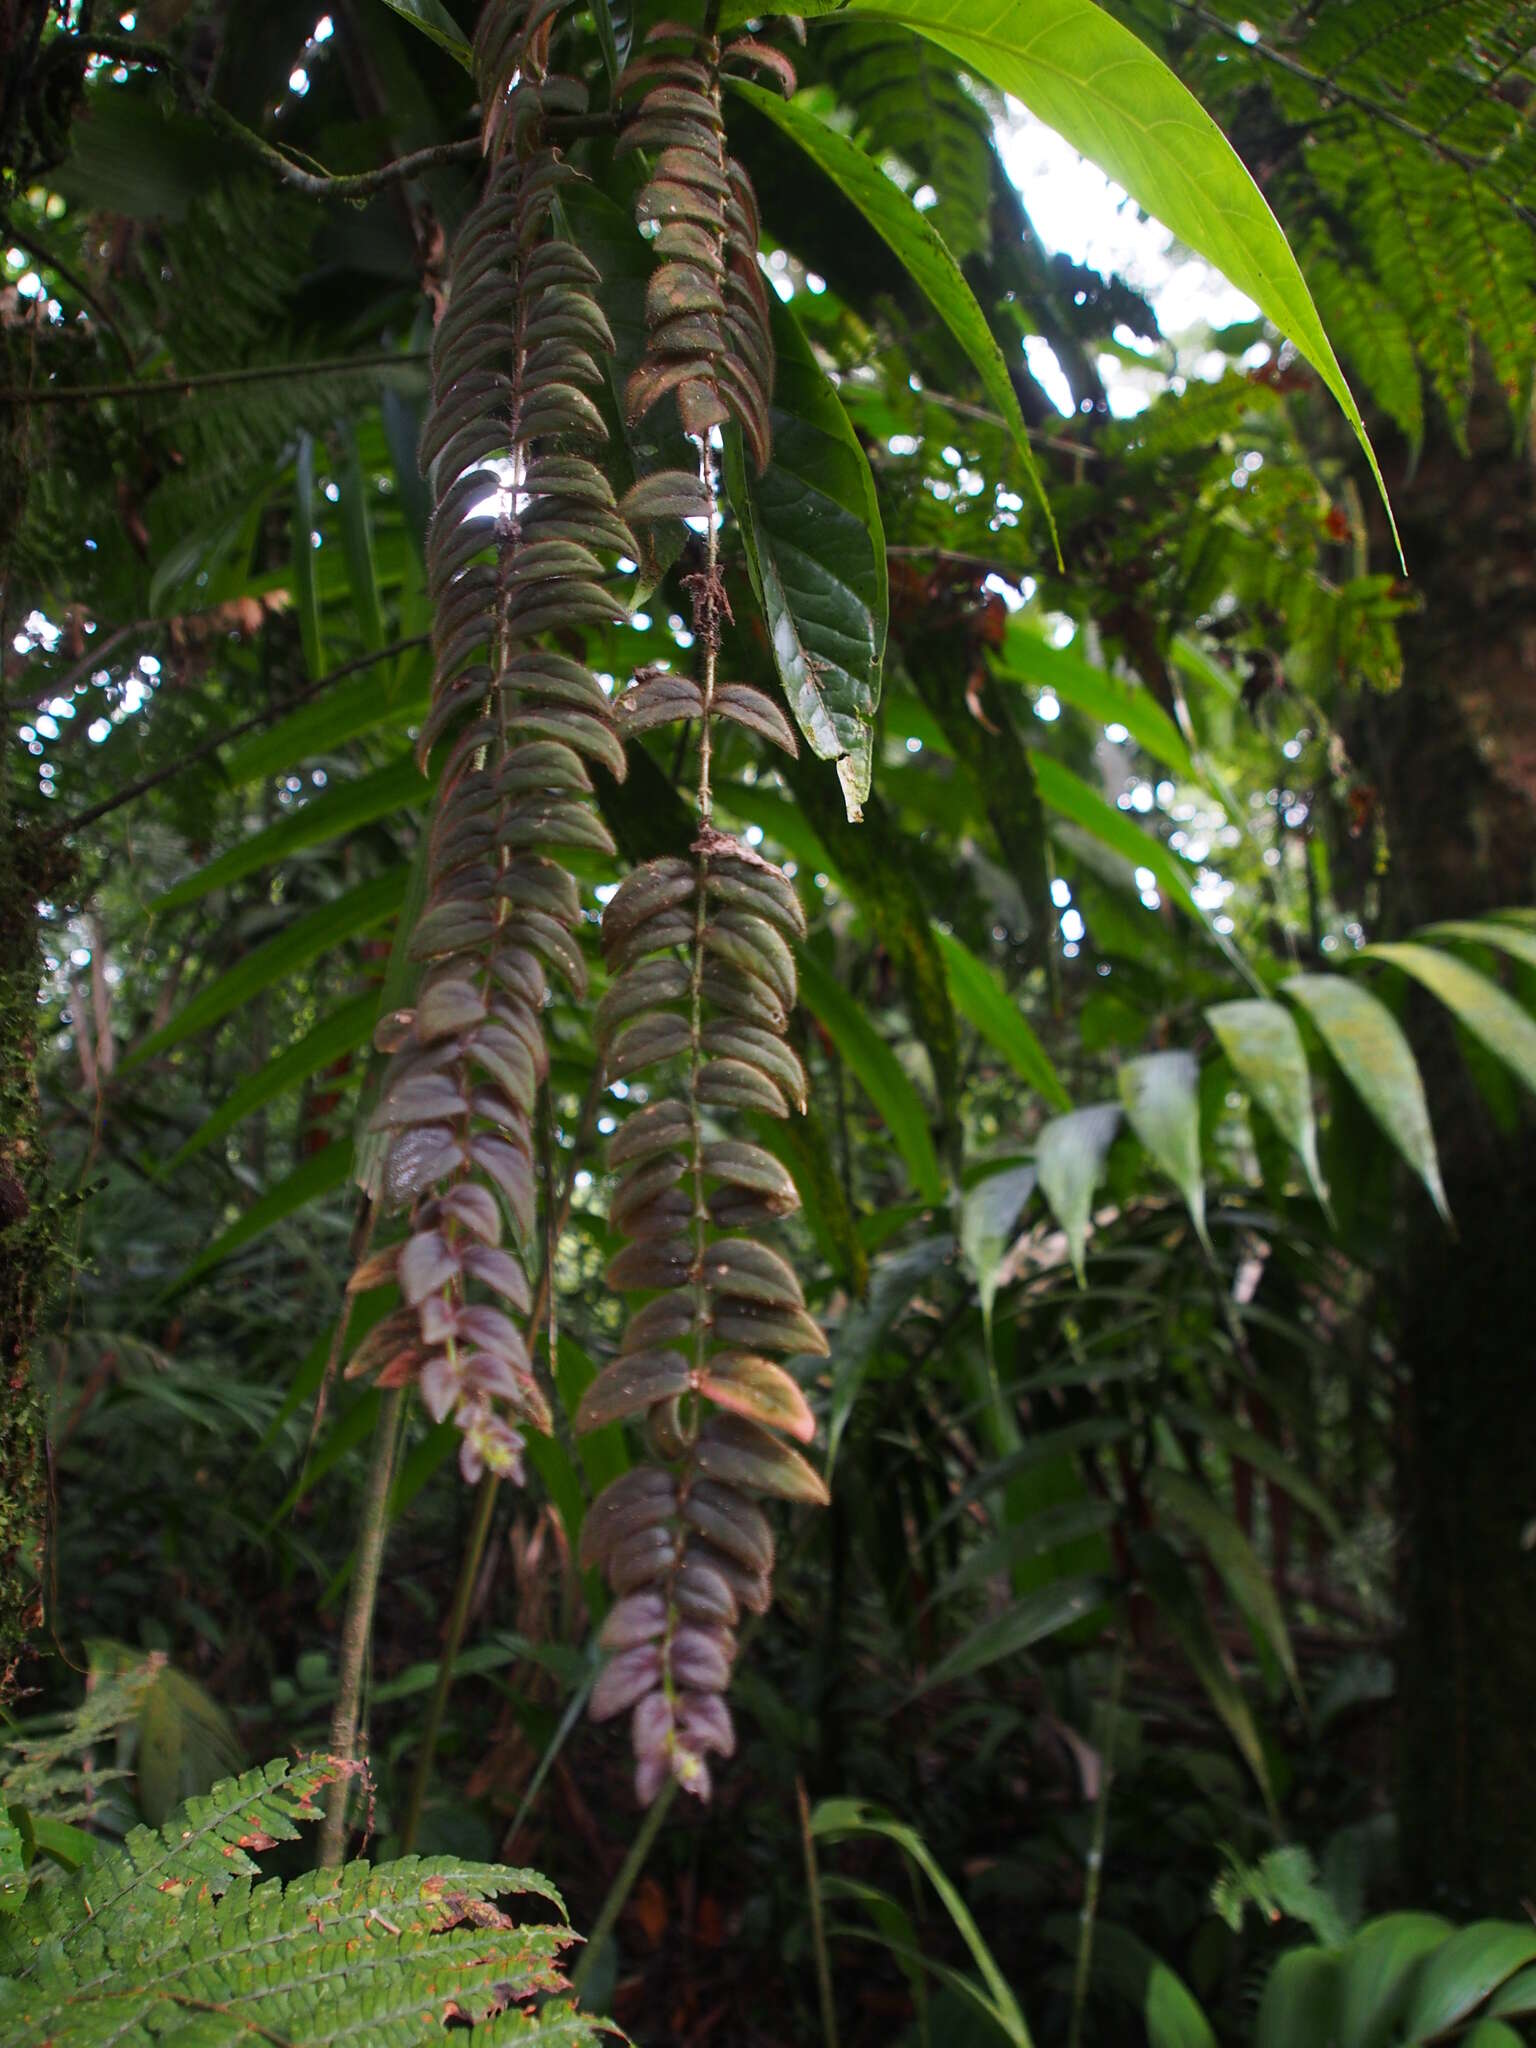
[998,623,1195,783]
[1334,1915,1454,2048]
[1254,1949,1342,2048]
[221,648,431,786]
[337,423,386,655]
[1132,1530,1274,1814]
[124,870,406,1073]
[1361,942,1536,1101]
[728,78,1054,559]
[376,0,473,67]
[1118,1050,1209,1251]
[1422,920,1536,974]
[1167,1402,1340,1540]
[167,994,378,1172]
[1147,1468,1303,1709]
[797,947,944,1203]
[153,757,427,911]
[292,433,325,684]
[1280,974,1448,1223]
[1206,998,1327,1210]
[748,0,1396,554]
[933,927,1069,1110]
[1034,1103,1121,1285]
[1399,1924,1536,2044]
[724,291,886,819]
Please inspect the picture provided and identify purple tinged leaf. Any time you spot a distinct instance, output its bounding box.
[700,1351,816,1444]
[399,1231,461,1306]
[384,1125,461,1209]
[696,1414,830,1505]
[590,1643,664,1721]
[460,1242,531,1311]
[576,1349,692,1432]
[667,1626,733,1692]
[677,1690,735,1756]
[600,1592,669,1651]
[440,1183,501,1242]
[632,1688,674,1758]
[580,1466,677,1570]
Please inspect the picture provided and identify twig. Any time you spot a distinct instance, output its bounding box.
[317,1385,406,1868]
[0,218,139,370]
[0,347,429,405]
[53,635,429,836]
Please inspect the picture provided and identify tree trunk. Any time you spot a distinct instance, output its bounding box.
[1351,388,1536,1913]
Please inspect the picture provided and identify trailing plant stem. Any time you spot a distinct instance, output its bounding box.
[798,1777,840,2048]
[1067,1636,1127,2048]
[317,1384,406,1868]
[570,1779,678,2000]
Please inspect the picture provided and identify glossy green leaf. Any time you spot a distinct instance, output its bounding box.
[123,870,406,1073]
[1362,942,1536,1101]
[1118,1050,1209,1251]
[1147,1468,1303,1709]
[170,1139,354,1294]
[1399,1923,1536,2043]
[167,993,377,1172]
[753,0,1397,556]
[336,423,385,653]
[376,0,473,66]
[1034,1103,1121,1285]
[728,77,1055,563]
[913,1576,1111,1695]
[1487,1965,1536,2019]
[797,947,944,1203]
[1132,1530,1274,1814]
[998,622,1194,782]
[811,1800,1035,2046]
[724,291,886,819]
[961,1162,1037,1336]
[933,927,1070,1110]
[1280,973,1448,1223]
[1335,1915,1453,2048]
[1206,998,1327,1210]
[153,756,428,911]
[292,432,324,683]
[1253,1950,1341,2048]
[1459,2023,1526,2048]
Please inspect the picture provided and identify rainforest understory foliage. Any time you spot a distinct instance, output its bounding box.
[3,0,1536,2043]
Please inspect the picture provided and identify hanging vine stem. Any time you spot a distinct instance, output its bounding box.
[317,1385,407,1869]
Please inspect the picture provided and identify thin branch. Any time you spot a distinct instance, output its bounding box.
[0,348,429,406]
[0,217,140,370]
[52,635,429,836]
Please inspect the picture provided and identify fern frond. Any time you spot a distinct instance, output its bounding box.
[0,1757,605,2047]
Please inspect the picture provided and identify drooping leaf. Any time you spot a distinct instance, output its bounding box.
[292,432,325,683]
[724,291,886,819]
[169,1139,354,1294]
[124,870,406,1073]
[1334,1915,1455,2048]
[728,77,1055,560]
[1132,1531,1274,1814]
[1280,973,1448,1223]
[1032,756,1200,922]
[1147,1467,1303,1709]
[153,757,428,911]
[749,0,1397,555]
[376,0,474,67]
[336,422,386,654]
[1167,1401,1340,1540]
[1034,1102,1121,1285]
[933,927,1069,1110]
[998,621,1195,782]
[1422,920,1536,974]
[167,994,378,1171]
[1206,998,1327,1210]
[826,1236,955,1471]
[912,1576,1111,1695]
[1254,1949,1342,2048]
[1118,1050,1209,1251]
[1361,942,1536,1101]
[797,947,944,1203]
[960,1162,1037,1336]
